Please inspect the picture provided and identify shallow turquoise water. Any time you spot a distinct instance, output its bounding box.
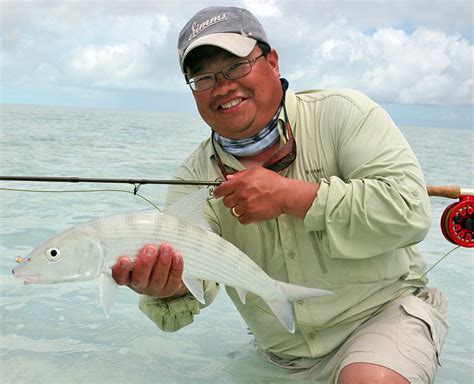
[0,104,472,383]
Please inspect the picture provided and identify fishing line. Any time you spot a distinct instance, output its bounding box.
[249,245,462,321]
[358,244,461,321]
[2,185,466,322]
[0,187,162,212]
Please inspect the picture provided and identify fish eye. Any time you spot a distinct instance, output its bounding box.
[46,248,61,262]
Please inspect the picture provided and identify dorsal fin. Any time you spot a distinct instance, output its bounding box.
[163,188,212,231]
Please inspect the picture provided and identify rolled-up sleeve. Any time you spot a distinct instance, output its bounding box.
[139,281,219,332]
[304,106,431,259]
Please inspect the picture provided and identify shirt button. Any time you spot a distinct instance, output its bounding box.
[308,332,317,340]
[296,299,304,305]
[288,250,295,258]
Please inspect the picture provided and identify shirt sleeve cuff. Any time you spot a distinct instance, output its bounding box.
[138,282,219,332]
[303,178,329,232]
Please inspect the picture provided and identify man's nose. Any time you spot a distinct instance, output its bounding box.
[212,73,238,96]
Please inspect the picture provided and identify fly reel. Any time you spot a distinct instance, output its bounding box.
[428,185,474,248]
[440,195,473,248]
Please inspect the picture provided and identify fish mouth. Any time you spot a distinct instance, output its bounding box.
[12,271,41,284]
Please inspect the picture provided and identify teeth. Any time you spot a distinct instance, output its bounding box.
[220,98,242,109]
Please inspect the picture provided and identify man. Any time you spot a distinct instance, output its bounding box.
[112,6,448,383]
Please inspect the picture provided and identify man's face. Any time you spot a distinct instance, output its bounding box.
[185,45,282,140]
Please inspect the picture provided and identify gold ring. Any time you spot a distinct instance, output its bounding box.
[231,207,241,217]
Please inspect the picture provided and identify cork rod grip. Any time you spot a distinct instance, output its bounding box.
[426,185,461,199]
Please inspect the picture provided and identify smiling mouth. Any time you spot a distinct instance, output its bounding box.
[219,98,243,110]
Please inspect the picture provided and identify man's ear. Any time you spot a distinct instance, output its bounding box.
[266,49,280,76]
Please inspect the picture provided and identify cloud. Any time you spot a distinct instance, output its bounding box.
[1,0,473,107]
[68,43,145,83]
[64,14,177,90]
[280,18,473,106]
[243,0,283,17]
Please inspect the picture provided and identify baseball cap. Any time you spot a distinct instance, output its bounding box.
[178,6,270,72]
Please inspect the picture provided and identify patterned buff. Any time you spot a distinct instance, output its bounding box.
[213,79,289,157]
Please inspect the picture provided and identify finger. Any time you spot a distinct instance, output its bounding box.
[148,243,174,293]
[112,257,132,285]
[230,206,242,218]
[129,245,158,290]
[238,212,254,225]
[222,193,239,209]
[163,250,184,294]
[213,179,236,198]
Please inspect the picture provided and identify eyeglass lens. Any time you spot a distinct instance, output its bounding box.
[188,54,264,91]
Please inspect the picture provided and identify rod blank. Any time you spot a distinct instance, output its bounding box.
[0,175,221,186]
[1,176,471,199]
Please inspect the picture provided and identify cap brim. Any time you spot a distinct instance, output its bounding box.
[180,33,257,72]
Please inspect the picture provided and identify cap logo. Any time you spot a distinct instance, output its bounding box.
[188,13,228,41]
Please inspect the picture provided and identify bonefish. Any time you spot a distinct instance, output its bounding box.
[12,188,333,333]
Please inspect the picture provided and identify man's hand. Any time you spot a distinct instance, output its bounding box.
[213,167,319,224]
[112,243,188,299]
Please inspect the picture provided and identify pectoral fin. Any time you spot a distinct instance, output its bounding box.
[99,272,119,318]
[182,275,205,304]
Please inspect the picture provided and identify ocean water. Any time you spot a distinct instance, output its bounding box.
[0,103,472,384]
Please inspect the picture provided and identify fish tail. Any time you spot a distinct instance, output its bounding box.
[278,281,334,301]
[265,298,295,333]
[264,282,334,333]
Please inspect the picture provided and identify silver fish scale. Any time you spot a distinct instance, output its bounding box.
[85,211,284,301]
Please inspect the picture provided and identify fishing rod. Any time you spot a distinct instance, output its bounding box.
[1,176,472,248]
[0,175,470,197]
[0,175,222,195]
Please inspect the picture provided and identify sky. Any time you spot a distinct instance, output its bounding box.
[1,0,473,129]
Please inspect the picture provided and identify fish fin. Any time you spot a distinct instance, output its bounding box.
[99,272,119,318]
[182,275,205,304]
[236,288,247,304]
[265,299,295,333]
[277,281,334,301]
[163,188,212,231]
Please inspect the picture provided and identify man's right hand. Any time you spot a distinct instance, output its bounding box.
[112,243,188,299]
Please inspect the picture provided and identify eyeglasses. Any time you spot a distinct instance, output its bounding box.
[186,54,265,91]
[212,107,297,179]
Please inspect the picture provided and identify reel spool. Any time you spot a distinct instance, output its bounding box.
[428,186,474,248]
[440,195,474,248]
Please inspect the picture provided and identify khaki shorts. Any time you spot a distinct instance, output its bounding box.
[260,287,448,384]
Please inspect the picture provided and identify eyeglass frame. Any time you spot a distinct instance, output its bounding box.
[211,102,297,179]
[185,53,266,92]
